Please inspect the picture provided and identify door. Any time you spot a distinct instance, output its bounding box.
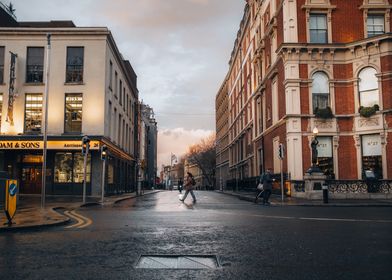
[20,166,42,194]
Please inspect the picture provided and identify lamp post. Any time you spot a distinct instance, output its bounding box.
[307,127,322,174]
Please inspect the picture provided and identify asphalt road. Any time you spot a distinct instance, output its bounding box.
[1,191,391,280]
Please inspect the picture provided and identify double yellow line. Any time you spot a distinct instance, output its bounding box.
[64,210,92,229]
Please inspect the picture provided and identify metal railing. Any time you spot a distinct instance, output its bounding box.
[326,180,392,194]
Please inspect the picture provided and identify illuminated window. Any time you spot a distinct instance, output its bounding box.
[317,137,334,178]
[26,47,44,83]
[0,47,4,84]
[24,93,43,133]
[367,15,384,37]
[66,47,84,83]
[310,14,327,43]
[65,93,82,133]
[312,72,329,111]
[54,152,91,183]
[358,67,379,107]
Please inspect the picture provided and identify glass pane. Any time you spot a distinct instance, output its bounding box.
[312,72,329,93]
[54,153,73,183]
[25,94,43,133]
[359,67,378,91]
[66,47,84,83]
[26,47,44,83]
[65,94,82,133]
[313,94,329,110]
[317,15,327,29]
[360,89,379,107]
[73,153,91,183]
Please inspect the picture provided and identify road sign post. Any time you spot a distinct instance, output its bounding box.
[278,143,285,203]
[82,136,90,204]
[100,145,107,205]
[4,179,18,225]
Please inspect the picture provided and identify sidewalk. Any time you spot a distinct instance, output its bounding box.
[217,190,392,207]
[0,190,161,232]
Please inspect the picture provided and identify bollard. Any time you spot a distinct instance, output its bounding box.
[322,183,328,204]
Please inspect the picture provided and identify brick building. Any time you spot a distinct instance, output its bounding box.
[216,0,392,187]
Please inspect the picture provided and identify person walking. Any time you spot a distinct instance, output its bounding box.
[178,178,183,194]
[260,169,273,205]
[180,172,197,203]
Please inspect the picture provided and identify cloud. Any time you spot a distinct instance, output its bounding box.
[12,0,244,130]
[157,127,214,169]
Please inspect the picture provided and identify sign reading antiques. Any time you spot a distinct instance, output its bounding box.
[0,140,100,150]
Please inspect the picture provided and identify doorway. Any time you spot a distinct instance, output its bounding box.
[20,155,43,194]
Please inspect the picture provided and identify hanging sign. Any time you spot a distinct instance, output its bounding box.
[6,52,17,126]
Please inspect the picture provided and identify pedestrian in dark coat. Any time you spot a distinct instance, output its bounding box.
[261,169,273,205]
[180,172,196,203]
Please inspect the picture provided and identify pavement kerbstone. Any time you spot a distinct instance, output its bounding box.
[215,190,392,207]
[0,190,162,231]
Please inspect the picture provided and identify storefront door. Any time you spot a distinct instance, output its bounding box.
[21,165,42,194]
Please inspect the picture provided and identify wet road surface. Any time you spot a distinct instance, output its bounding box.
[1,191,391,279]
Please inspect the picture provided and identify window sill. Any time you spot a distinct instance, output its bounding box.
[24,82,45,86]
[64,82,85,86]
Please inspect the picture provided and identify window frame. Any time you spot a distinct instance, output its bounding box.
[26,47,44,84]
[309,14,328,44]
[64,93,83,134]
[311,71,330,112]
[24,93,43,134]
[65,47,84,83]
[366,14,385,38]
[358,67,379,108]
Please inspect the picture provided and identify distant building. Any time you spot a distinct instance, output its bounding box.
[0,4,139,196]
[138,102,157,189]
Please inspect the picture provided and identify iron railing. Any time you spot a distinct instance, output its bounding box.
[326,180,392,194]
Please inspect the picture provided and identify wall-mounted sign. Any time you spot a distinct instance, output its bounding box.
[317,137,332,158]
[0,140,100,150]
[6,52,18,126]
[362,134,381,156]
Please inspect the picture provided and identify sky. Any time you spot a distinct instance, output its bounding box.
[10,0,245,168]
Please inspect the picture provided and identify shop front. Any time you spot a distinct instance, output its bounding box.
[0,139,100,195]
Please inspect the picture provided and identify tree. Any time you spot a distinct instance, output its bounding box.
[185,134,216,189]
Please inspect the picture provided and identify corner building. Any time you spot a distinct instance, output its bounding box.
[217,0,392,184]
[0,12,139,196]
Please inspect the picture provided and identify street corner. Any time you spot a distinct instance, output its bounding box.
[0,206,71,232]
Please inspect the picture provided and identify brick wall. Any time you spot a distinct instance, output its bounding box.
[299,64,309,114]
[333,63,354,115]
[337,136,358,179]
[297,0,307,43]
[387,131,392,178]
[381,55,392,110]
[277,4,284,47]
[277,60,286,119]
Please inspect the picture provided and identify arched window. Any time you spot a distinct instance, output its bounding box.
[358,67,379,107]
[312,72,329,111]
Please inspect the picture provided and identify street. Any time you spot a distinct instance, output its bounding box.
[1,191,392,280]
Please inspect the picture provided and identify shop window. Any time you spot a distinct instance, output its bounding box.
[54,152,91,183]
[108,162,114,184]
[66,47,84,83]
[26,47,44,83]
[309,14,327,43]
[73,153,91,183]
[358,67,379,107]
[367,15,384,37]
[361,134,383,179]
[312,72,329,111]
[24,93,43,133]
[64,93,82,134]
[0,46,4,84]
[317,136,334,178]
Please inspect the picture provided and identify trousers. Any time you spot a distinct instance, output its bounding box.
[182,190,196,202]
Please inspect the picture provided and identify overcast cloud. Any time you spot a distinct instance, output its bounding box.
[11,0,245,167]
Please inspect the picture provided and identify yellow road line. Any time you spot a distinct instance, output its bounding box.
[64,210,91,229]
[71,210,93,228]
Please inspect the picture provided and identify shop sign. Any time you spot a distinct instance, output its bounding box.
[362,135,381,156]
[317,137,332,158]
[0,140,100,150]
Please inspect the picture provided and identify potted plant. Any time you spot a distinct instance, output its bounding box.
[359,104,379,118]
[314,106,334,119]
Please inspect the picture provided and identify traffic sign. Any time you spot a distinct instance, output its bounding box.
[5,179,18,224]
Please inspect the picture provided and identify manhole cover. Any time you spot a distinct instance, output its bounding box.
[136,255,219,269]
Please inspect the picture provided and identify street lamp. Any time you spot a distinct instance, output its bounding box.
[307,126,322,174]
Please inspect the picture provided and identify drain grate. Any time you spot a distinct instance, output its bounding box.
[136,255,219,269]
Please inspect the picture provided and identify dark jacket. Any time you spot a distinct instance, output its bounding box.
[260,172,273,190]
